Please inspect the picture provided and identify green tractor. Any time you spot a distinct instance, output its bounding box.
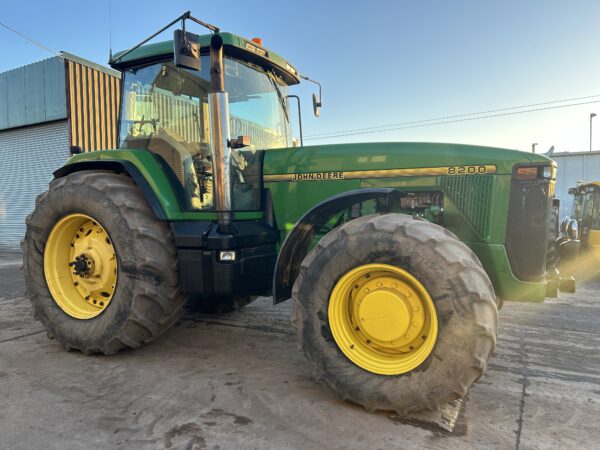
[22,13,574,415]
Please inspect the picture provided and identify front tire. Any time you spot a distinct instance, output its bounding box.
[22,171,186,355]
[291,214,498,414]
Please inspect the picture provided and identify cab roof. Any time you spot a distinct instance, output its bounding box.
[110,32,301,85]
[576,181,600,189]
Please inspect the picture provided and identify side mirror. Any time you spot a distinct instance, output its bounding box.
[312,93,322,118]
[174,29,200,71]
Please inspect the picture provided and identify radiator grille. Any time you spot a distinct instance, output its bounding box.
[505,179,551,281]
[440,175,494,238]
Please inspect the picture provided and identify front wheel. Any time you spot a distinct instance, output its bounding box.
[291,214,498,414]
[22,171,186,355]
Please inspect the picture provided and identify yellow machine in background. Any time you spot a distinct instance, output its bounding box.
[566,182,600,273]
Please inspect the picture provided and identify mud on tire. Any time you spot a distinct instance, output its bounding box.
[22,171,186,355]
[291,214,498,414]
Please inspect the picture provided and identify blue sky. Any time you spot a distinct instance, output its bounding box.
[1,0,599,152]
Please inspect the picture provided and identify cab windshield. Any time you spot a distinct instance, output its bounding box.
[118,55,290,211]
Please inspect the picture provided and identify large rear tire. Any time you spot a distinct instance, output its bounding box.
[22,171,186,355]
[291,214,498,414]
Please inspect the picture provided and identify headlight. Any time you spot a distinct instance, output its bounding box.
[542,166,554,180]
[218,250,237,262]
[567,219,578,240]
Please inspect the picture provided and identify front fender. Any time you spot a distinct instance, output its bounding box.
[54,158,168,220]
[272,188,405,304]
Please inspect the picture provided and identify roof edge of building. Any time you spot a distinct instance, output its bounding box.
[60,51,121,78]
[551,150,600,157]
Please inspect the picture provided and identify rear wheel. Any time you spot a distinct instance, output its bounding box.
[292,214,498,414]
[22,171,186,355]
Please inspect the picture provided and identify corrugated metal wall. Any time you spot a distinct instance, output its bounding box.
[65,56,121,151]
[0,121,70,249]
[0,54,122,250]
[0,57,67,130]
[552,151,600,219]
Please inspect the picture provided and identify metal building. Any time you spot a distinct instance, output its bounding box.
[0,53,121,250]
[551,150,600,220]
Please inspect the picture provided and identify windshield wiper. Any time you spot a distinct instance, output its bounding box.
[267,71,289,122]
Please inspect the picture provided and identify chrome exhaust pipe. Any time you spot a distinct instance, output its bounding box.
[208,34,233,234]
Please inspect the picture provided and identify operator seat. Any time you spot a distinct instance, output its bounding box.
[123,128,203,209]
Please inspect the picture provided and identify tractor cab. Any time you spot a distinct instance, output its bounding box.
[568,182,600,257]
[111,32,300,214]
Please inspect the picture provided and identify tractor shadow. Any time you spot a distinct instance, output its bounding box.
[181,298,469,437]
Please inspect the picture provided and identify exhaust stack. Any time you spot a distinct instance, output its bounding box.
[208,34,233,234]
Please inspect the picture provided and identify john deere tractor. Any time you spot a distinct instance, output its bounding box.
[22,13,575,415]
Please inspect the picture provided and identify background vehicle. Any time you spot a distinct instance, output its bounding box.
[22,12,574,415]
[566,182,600,264]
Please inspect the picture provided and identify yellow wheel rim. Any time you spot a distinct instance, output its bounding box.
[328,263,438,375]
[44,213,118,319]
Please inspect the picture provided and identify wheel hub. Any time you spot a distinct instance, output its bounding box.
[328,264,438,375]
[44,214,118,319]
[358,288,411,342]
[69,254,94,277]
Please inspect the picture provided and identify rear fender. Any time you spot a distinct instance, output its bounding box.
[272,188,405,304]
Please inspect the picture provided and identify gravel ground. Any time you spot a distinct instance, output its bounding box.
[1,250,599,449]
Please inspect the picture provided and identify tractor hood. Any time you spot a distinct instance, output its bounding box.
[264,142,553,178]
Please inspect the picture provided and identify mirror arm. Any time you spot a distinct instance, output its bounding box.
[110,11,220,65]
[286,95,303,147]
[301,75,323,107]
[187,13,220,33]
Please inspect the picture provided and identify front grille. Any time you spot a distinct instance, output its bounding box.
[440,175,494,238]
[505,178,552,281]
